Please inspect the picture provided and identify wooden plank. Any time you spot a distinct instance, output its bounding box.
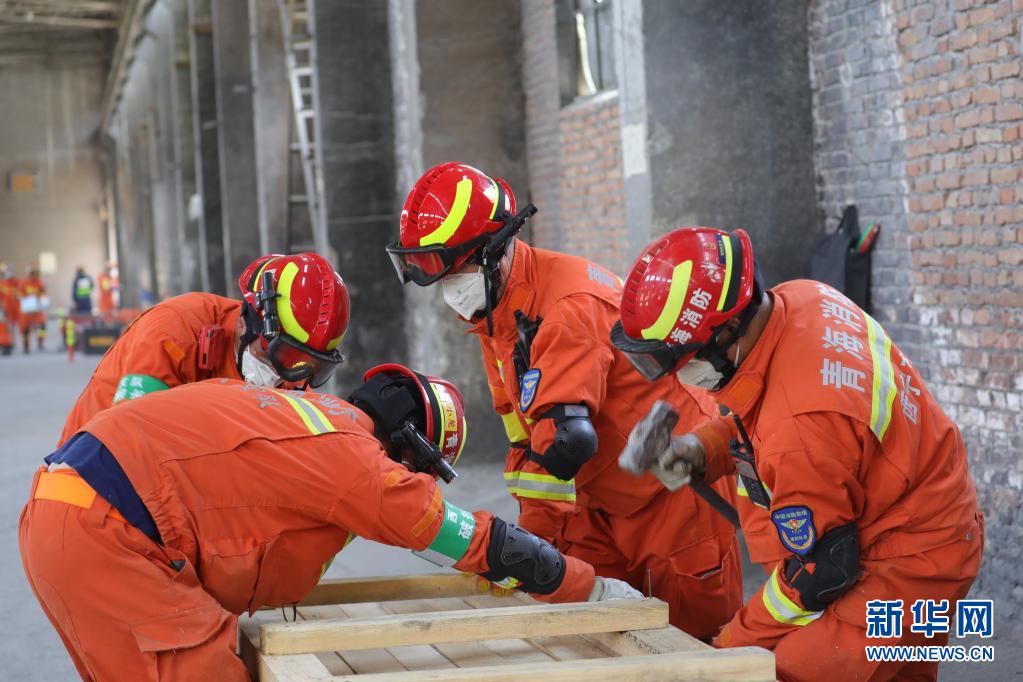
[300,603,405,675]
[298,573,480,606]
[381,597,511,669]
[341,602,456,672]
[262,598,669,655]
[325,647,776,681]
[587,624,710,655]
[240,614,333,681]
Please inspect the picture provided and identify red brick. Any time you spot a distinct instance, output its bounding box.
[991,167,1019,184]
[968,45,999,65]
[991,62,1021,79]
[954,109,980,127]
[937,173,962,189]
[995,104,1023,121]
[973,86,999,104]
[968,7,996,26]
[950,31,978,51]
[999,187,1016,204]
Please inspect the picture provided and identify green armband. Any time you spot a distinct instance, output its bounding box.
[113,374,171,404]
[413,501,476,568]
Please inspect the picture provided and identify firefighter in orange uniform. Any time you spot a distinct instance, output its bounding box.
[0,263,19,347]
[21,368,638,681]
[97,262,118,322]
[60,253,349,445]
[18,266,47,353]
[386,163,742,638]
[613,227,984,682]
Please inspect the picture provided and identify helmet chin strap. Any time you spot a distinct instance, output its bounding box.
[696,278,764,388]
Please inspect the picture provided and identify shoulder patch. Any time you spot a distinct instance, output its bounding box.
[519,368,541,413]
[771,505,817,556]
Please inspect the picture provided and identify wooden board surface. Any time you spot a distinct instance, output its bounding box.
[297,573,482,607]
[261,598,669,655]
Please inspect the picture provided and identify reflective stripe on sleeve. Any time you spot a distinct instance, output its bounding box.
[762,567,822,627]
[501,411,529,444]
[864,312,897,443]
[503,470,576,502]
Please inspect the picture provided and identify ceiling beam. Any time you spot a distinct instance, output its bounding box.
[0,13,118,29]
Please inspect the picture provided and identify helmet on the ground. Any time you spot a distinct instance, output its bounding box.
[611,227,758,381]
[349,363,467,481]
[386,162,519,286]
[238,253,350,388]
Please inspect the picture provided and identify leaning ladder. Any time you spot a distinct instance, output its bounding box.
[277,0,328,255]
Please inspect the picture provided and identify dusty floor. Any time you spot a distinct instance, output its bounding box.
[1,341,1018,679]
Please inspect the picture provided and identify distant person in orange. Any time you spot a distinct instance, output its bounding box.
[386,162,742,638]
[613,227,983,682]
[97,261,118,322]
[21,369,638,680]
[18,265,47,354]
[60,253,349,446]
[0,263,18,351]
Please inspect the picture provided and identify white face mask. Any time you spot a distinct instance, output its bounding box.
[442,271,488,319]
[675,359,726,391]
[241,349,281,387]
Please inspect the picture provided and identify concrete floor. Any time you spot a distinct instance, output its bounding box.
[1,344,1018,679]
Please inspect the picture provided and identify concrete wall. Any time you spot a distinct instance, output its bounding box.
[0,63,108,312]
[810,0,1023,617]
[400,0,528,457]
[643,0,819,285]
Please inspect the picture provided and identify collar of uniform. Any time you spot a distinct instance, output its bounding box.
[466,239,536,341]
[716,289,785,420]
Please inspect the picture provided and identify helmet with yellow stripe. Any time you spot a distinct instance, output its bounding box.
[387,162,523,286]
[237,253,350,388]
[611,227,762,384]
[349,363,467,483]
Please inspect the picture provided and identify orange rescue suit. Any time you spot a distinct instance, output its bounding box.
[694,281,983,682]
[21,380,595,681]
[1,275,19,325]
[59,292,243,445]
[97,272,117,315]
[470,240,741,639]
[18,275,45,334]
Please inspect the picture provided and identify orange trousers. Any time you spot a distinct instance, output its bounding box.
[19,469,247,681]
[557,486,743,640]
[723,515,984,682]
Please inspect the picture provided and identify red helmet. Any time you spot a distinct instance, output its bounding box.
[350,363,467,482]
[386,162,521,286]
[611,227,758,381]
[237,253,350,387]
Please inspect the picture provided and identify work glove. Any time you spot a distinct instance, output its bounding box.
[465,573,519,597]
[650,433,706,491]
[587,576,644,601]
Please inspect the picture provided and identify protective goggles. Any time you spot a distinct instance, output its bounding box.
[385,233,490,286]
[610,320,703,382]
[265,334,344,388]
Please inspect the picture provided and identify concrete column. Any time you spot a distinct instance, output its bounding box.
[172,0,203,292]
[315,0,404,390]
[188,0,225,294]
[212,0,261,288]
[249,0,290,254]
[641,1,818,284]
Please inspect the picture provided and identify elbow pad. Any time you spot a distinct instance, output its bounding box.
[529,405,598,481]
[481,518,566,595]
[783,522,860,612]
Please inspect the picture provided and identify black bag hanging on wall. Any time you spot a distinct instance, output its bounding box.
[809,205,879,315]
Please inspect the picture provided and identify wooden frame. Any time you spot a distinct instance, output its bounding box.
[241,573,775,681]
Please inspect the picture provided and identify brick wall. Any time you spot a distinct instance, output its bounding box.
[811,0,1023,618]
[520,0,630,275]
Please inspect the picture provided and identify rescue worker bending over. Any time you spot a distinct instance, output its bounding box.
[21,367,639,681]
[386,162,742,638]
[60,253,349,445]
[612,226,984,682]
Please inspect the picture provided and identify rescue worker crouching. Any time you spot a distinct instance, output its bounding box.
[59,252,349,446]
[612,226,984,682]
[21,366,640,681]
[386,162,742,638]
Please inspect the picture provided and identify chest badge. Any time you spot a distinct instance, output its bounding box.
[771,505,817,556]
[519,368,541,413]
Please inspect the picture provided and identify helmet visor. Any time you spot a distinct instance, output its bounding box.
[386,234,489,286]
[267,334,344,388]
[610,321,700,382]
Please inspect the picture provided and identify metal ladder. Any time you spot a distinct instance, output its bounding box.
[277,0,328,255]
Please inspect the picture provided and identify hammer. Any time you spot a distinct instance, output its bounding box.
[619,400,740,528]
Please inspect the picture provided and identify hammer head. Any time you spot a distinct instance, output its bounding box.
[618,400,680,476]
